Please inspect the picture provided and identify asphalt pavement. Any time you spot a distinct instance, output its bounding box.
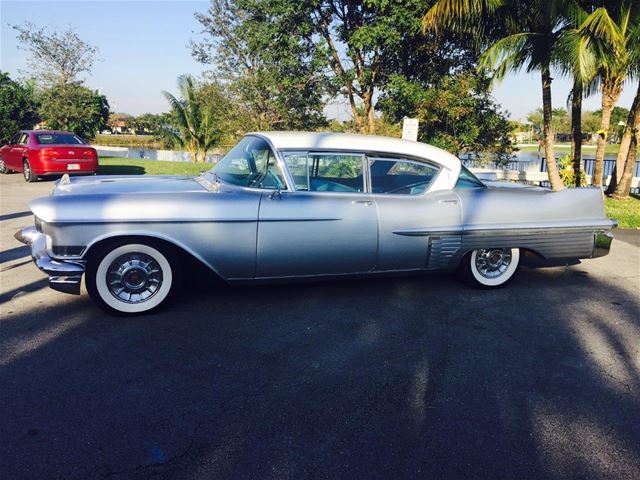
[1,172,639,479]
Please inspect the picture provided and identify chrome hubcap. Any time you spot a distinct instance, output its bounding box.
[106,253,163,303]
[23,163,29,179]
[475,248,512,279]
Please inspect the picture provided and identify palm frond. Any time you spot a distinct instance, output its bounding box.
[479,33,541,82]
[422,0,504,33]
[579,7,623,47]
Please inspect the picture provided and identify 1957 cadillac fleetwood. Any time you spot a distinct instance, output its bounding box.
[16,132,616,314]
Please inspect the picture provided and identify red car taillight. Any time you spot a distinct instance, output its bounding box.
[40,149,54,160]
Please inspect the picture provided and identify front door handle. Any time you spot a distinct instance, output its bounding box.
[353,200,373,205]
[438,199,458,205]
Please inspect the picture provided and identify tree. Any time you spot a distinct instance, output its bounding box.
[424,0,566,191]
[556,6,598,186]
[12,22,99,86]
[379,72,514,162]
[577,4,636,187]
[611,80,640,198]
[0,72,39,144]
[162,75,223,163]
[581,110,601,134]
[191,0,328,131]
[39,83,109,140]
[309,1,423,133]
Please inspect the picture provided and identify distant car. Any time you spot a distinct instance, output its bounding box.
[0,130,98,182]
[15,132,615,315]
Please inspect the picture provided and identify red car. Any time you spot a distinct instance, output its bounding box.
[0,130,98,182]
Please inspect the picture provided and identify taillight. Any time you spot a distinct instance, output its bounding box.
[40,149,54,160]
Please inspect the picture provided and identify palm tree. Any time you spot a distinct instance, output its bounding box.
[423,0,566,191]
[610,16,640,197]
[578,4,634,187]
[162,75,221,163]
[612,80,640,197]
[555,6,598,186]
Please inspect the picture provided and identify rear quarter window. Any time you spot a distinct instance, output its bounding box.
[455,165,486,189]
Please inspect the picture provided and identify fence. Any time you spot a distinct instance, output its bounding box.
[93,145,223,164]
[464,156,640,193]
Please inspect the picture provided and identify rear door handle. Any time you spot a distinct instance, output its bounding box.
[438,199,458,205]
[353,200,373,205]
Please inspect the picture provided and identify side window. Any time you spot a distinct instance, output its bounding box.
[369,158,439,195]
[9,133,20,145]
[18,133,29,145]
[283,153,309,190]
[284,153,365,192]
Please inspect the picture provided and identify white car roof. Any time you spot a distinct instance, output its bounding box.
[252,131,461,172]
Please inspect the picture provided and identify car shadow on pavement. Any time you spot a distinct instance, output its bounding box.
[0,246,29,264]
[0,269,638,479]
[0,211,32,222]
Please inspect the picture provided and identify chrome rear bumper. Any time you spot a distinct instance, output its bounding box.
[14,226,84,295]
[592,230,615,258]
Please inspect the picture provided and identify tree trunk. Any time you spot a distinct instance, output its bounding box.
[541,68,564,191]
[607,81,640,194]
[612,134,637,199]
[593,78,622,187]
[571,81,582,186]
[365,91,376,134]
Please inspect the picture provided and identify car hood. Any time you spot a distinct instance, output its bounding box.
[52,175,208,196]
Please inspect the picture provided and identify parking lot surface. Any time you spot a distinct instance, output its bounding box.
[1,173,639,479]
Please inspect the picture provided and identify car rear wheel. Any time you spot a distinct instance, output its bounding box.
[23,160,37,182]
[0,156,10,174]
[86,241,180,315]
[457,247,520,288]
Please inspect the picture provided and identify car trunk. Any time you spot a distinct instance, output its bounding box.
[40,146,97,163]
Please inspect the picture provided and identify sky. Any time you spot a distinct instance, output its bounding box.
[1,0,637,122]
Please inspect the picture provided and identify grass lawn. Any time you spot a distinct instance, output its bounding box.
[605,195,640,229]
[97,157,208,176]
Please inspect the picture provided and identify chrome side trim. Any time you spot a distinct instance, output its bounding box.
[394,220,616,238]
[427,236,462,270]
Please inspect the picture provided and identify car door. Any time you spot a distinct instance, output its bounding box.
[10,133,29,170]
[2,133,21,169]
[256,152,378,278]
[368,156,463,271]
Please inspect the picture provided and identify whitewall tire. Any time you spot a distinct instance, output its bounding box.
[458,247,520,288]
[87,242,177,314]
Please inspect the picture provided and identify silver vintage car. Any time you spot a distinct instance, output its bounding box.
[16,132,616,314]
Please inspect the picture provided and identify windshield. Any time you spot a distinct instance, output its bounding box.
[35,133,85,145]
[212,136,286,189]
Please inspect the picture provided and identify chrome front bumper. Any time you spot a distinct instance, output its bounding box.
[14,226,84,295]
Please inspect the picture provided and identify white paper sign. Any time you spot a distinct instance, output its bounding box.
[402,118,419,141]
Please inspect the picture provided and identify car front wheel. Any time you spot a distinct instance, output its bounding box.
[23,160,37,182]
[86,241,179,315]
[457,247,520,288]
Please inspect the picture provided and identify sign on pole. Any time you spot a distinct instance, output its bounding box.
[402,118,419,141]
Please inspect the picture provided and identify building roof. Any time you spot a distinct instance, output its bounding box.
[252,131,461,172]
